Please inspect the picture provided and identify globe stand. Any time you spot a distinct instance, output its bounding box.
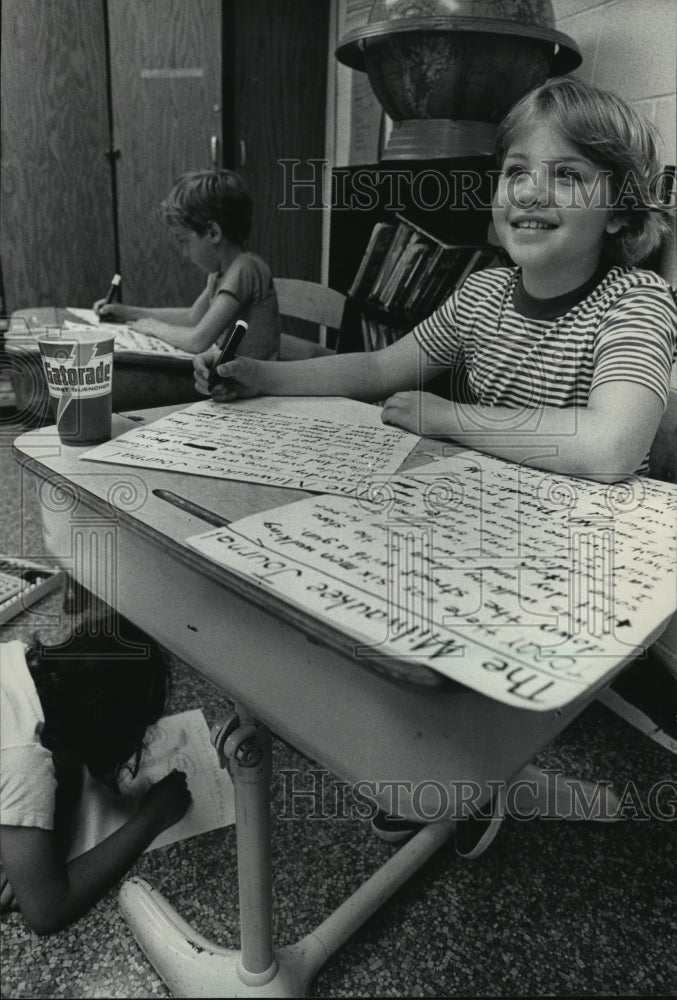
[382,118,497,160]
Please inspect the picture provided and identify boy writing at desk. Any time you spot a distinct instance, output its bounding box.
[95,169,280,360]
[194,79,676,484]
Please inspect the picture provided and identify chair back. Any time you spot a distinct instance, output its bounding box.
[274,278,346,360]
[274,278,346,330]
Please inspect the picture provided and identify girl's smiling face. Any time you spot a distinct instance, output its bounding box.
[492,119,623,296]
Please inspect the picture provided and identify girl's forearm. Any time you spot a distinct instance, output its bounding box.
[425,403,645,481]
[258,351,403,401]
[27,812,159,935]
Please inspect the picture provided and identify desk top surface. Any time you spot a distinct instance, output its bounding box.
[13,400,677,709]
[14,403,458,689]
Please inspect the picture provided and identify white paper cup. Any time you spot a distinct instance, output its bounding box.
[36,327,115,445]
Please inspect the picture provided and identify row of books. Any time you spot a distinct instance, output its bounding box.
[348,216,502,329]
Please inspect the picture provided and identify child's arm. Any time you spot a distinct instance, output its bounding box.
[93,286,212,329]
[0,770,190,935]
[0,863,18,913]
[127,291,242,354]
[193,329,425,401]
[381,381,664,483]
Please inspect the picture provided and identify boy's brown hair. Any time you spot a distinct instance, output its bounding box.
[161,168,253,246]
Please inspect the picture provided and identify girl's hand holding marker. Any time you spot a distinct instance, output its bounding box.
[196,320,260,400]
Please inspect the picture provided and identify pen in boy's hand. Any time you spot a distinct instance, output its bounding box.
[208,319,248,390]
[103,274,122,307]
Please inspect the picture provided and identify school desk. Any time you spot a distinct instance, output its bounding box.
[12,405,673,998]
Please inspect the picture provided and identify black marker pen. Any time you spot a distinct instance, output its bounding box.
[103,273,122,306]
[208,319,248,390]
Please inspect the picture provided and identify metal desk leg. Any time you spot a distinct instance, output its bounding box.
[119,712,455,998]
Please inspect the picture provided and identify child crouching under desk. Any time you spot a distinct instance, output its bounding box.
[194,78,677,485]
[0,620,191,934]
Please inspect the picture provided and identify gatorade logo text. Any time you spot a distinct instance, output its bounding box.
[43,355,113,397]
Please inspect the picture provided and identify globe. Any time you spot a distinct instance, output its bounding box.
[336,0,582,159]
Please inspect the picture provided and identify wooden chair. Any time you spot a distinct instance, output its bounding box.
[274,278,345,361]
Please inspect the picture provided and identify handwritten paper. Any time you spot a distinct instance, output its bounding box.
[79,397,419,496]
[62,307,109,325]
[186,452,677,712]
[67,709,234,860]
[63,309,193,359]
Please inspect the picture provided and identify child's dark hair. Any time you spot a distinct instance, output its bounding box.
[160,168,253,245]
[495,77,673,265]
[26,617,170,793]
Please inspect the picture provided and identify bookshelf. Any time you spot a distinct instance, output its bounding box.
[348,214,504,352]
[328,159,506,354]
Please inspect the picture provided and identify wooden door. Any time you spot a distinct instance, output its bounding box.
[107,0,223,307]
[0,0,116,311]
[229,0,329,282]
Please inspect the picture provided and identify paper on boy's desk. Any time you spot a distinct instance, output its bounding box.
[67,709,234,860]
[62,308,193,360]
[186,451,677,712]
[79,397,420,497]
[62,307,105,326]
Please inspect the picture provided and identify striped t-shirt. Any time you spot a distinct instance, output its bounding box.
[414,265,677,414]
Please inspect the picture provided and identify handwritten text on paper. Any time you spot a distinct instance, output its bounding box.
[187,452,677,711]
[79,399,419,497]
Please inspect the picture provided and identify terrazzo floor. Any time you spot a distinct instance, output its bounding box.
[1,400,676,998]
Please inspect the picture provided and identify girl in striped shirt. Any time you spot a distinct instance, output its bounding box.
[194,77,676,483]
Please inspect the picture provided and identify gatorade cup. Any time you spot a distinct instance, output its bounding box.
[36,327,115,445]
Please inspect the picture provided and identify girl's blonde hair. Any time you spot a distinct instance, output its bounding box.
[495,77,673,265]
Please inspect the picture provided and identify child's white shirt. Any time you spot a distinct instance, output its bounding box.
[0,641,57,829]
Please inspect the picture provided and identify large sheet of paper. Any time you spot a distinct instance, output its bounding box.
[186,452,677,712]
[80,397,419,496]
[64,308,193,359]
[67,709,234,860]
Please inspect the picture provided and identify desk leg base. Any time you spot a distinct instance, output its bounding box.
[119,876,316,998]
[119,820,455,998]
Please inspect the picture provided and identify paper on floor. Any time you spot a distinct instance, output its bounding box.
[67,709,235,859]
